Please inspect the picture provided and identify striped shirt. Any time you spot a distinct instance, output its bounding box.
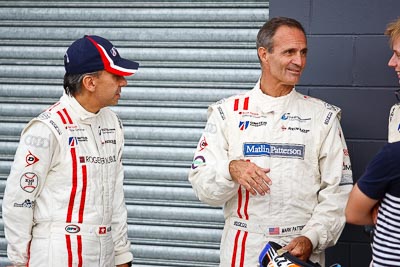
[357,142,400,266]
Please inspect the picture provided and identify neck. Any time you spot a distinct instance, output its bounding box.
[73,93,100,113]
[259,77,293,97]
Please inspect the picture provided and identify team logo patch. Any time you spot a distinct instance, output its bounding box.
[239,121,250,130]
[25,151,39,167]
[20,172,38,193]
[243,143,305,159]
[68,137,78,147]
[65,224,80,234]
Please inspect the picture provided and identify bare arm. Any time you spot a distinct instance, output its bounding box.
[345,183,379,225]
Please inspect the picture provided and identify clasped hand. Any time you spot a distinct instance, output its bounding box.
[229,159,271,196]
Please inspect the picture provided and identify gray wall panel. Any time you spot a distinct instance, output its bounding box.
[301,36,354,86]
[0,1,268,265]
[309,88,397,140]
[311,0,400,34]
[353,36,397,86]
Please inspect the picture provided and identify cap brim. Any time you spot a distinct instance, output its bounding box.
[106,58,139,76]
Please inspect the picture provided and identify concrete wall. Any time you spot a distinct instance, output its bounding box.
[269,0,400,266]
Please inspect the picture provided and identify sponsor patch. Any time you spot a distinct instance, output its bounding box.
[281,113,311,122]
[68,137,79,147]
[238,111,265,118]
[84,155,116,164]
[14,199,34,208]
[286,126,310,133]
[191,155,206,169]
[243,143,305,159]
[324,112,333,125]
[20,172,38,193]
[204,123,217,134]
[343,163,352,171]
[38,112,51,120]
[239,121,249,130]
[198,136,208,151]
[65,224,80,234]
[25,150,39,167]
[24,135,50,148]
[98,127,116,144]
[389,105,399,122]
[217,106,226,120]
[238,121,267,131]
[118,117,123,129]
[340,174,353,186]
[325,103,339,112]
[49,120,62,135]
[233,220,247,229]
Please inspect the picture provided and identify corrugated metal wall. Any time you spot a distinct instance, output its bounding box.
[0,1,268,266]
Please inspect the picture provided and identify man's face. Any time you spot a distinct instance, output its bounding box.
[388,36,400,84]
[264,26,308,87]
[93,71,127,108]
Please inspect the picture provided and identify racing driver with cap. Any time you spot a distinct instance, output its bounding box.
[2,35,139,266]
[188,17,352,266]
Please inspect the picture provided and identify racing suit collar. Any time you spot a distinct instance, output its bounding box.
[253,80,296,114]
[62,94,102,121]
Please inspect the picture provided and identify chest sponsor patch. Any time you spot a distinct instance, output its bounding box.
[243,143,305,159]
[238,120,268,131]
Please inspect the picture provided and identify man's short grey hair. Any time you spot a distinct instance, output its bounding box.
[256,17,306,53]
[63,71,100,96]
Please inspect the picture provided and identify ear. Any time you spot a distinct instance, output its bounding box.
[81,75,96,93]
[257,47,269,63]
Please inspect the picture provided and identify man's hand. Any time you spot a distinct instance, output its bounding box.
[283,236,313,262]
[229,159,271,196]
[116,263,132,267]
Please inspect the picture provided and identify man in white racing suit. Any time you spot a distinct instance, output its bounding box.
[188,17,353,267]
[2,35,139,266]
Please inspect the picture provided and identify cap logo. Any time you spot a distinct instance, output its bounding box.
[86,36,138,76]
[110,47,118,57]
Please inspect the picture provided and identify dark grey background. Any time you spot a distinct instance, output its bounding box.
[270,0,400,265]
